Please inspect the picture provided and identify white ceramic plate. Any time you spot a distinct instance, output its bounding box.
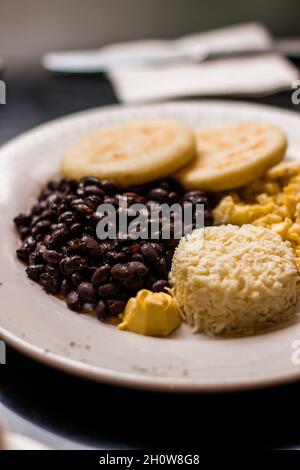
[2,100,300,393]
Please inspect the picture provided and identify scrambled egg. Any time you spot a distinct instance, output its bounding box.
[214,161,300,269]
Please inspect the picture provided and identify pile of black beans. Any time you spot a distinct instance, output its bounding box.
[14,177,214,320]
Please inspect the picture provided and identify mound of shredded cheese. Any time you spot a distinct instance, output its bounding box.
[170,225,299,336]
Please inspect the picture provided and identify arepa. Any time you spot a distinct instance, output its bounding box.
[62,119,195,186]
[176,122,287,191]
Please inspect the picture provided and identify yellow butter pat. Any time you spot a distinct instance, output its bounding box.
[118,289,181,337]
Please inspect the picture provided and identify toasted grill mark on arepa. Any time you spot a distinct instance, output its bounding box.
[62,119,196,186]
[176,122,287,191]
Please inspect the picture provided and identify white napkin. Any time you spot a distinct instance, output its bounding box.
[107,23,299,103]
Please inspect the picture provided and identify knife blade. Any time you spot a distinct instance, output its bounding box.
[42,39,300,74]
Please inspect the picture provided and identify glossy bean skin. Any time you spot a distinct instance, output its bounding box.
[14,176,214,320]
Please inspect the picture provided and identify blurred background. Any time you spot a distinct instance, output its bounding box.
[1,0,300,72]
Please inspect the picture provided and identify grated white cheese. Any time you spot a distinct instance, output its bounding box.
[170,225,299,336]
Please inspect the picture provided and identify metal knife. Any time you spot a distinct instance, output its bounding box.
[42,39,300,74]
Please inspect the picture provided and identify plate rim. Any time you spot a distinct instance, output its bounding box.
[2,99,300,393]
[3,324,300,393]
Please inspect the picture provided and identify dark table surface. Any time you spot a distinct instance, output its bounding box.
[2,68,300,450]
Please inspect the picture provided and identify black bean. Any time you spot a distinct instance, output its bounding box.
[115,290,130,300]
[40,200,48,209]
[80,176,101,187]
[38,209,56,222]
[71,272,84,287]
[14,213,31,227]
[69,197,83,206]
[66,291,82,311]
[59,255,86,275]
[100,179,120,194]
[58,211,78,225]
[73,203,94,216]
[30,218,40,229]
[82,226,94,236]
[165,249,174,267]
[42,250,61,264]
[141,243,158,262]
[183,190,207,205]
[64,194,77,204]
[152,279,169,292]
[97,282,119,297]
[47,180,61,191]
[128,277,144,292]
[107,299,126,316]
[76,188,85,197]
[79,235,100,257]
[57,203,69,214]
[83,185,103,197]
[26,264,44,281]
[78,282,97,303]
[61,278,73,296]
[156,257,167,276]
[19,227,30,239]
[46,264,60,276]
[46,192,61,206]
[122,192,143,205]
[150,243,165,255]
[84,195,102,209]
[111,263,134,281]
[64,179,78,192]
[106,251,127,265]
[158,180,170,190]
[91,265,111,287]
[131,253,144,263]
[146,276,157,290]
[130,243,140,254]
[35,243,47,257]
[98,241,114,256]
[39,187,51,200]
[166,238,179,249]
[96,299,107,320]
[128,261,148,276]
[168,191,179,203]
[50,224,59,232]
[15,176,214,317]
[29,251,42,265]
[30,204,42,215]
[45,192,59,204]
[66,239,82,254]
[81,266,97,281]
[148,188,168,202]
[35,234,45,242]
[56,222,68,231]
[40,272,60,294]
[120,246,131,256]
[31,220,51,237]
[69,223,83,237]
[103,195,117,206]
[47,227,69,249]
[16,236,36,261]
